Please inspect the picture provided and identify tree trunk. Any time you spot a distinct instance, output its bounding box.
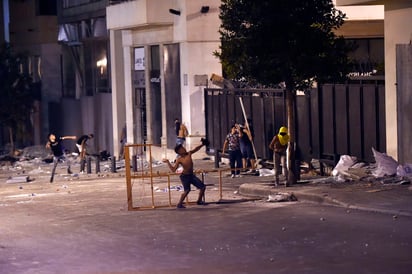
[8,126,15,156]
[286,89,297,185]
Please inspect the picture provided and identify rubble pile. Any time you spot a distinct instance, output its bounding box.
[331,147,411,184]
[0,145,166,182]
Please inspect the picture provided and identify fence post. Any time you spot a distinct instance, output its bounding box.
[95,156,100,173]
[111,156,117,173]
[80,159,86,173]
[87,157,92,174]
[132,155,137,172]
[214,149,220,168]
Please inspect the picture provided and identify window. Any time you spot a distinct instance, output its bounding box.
[347,38,384,76]
[37,0,57,15]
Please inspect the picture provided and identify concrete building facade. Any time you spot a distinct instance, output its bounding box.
[7,0,59,147]
[107,0,222,159]
[5,0,405,164]
[337,0,412,163]
[106,0,389,161]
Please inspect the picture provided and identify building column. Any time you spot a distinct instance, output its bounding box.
[122,31,134,146]
[159,44,168,157]
[110,29,126,158]
[144,45,152,145]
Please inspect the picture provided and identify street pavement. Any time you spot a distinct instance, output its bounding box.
[1,157,412,216]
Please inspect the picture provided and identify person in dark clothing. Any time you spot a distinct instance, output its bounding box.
[46,133,76,183]
[222,124,243,178]
[239,119,256,172]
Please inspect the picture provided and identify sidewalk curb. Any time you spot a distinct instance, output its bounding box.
[238,183,412,217]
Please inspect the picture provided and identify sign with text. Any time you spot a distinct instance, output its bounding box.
[134,47,145,71]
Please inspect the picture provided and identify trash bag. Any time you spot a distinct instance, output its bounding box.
[259,168,275,177]
[332,155,357,177]
[371,147,398,177]
[397,163,412,178]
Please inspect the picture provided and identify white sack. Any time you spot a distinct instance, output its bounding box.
[371,147,398,177]
[397,163,412,178]
[332,155,357,177]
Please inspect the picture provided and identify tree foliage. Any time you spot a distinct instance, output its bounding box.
[215,1,352,184]
[0,43,35,152]
[216,0,351,90]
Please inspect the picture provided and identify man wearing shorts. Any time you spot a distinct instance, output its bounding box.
[163,138,209,208]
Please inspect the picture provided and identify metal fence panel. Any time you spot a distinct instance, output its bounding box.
[204,83,385,164]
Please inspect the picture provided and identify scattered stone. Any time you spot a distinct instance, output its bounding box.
[6,176,30,184]
[267,192,297,202]
[20,145,50,160]
[0,155,18,165]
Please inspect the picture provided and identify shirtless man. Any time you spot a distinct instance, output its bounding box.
[163,138,209,208]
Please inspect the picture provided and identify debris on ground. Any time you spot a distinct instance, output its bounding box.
[397,163,412,178]
[20,145,50,161]
[258,168,275,177]
[320,148,412,185]
[267,192,297,202]
[371,147,398,177]
[0,155,18,165]
[6,176,30,184]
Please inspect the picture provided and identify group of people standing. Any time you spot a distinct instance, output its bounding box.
[222,120,290,184]
[222,119,256,178]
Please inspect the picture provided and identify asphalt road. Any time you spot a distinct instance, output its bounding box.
[1,170,412,274]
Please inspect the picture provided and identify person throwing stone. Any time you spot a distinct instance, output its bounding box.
[163,138,209,208]
[46,133,76,183]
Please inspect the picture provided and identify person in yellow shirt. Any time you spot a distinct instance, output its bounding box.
[269,126,289,185]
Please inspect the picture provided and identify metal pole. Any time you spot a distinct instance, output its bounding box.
[111,156,117,173]
[201,172,206,203]
[87,157,92,174]
[239,96,258,165]
[124,146,133,210]
[95,156,100,173]
[214,149,220,168]
[168,174,172,207]
[219,170,223,200]
[80,158,86,173]
[148,145,155,208]
[132,155,137,172]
